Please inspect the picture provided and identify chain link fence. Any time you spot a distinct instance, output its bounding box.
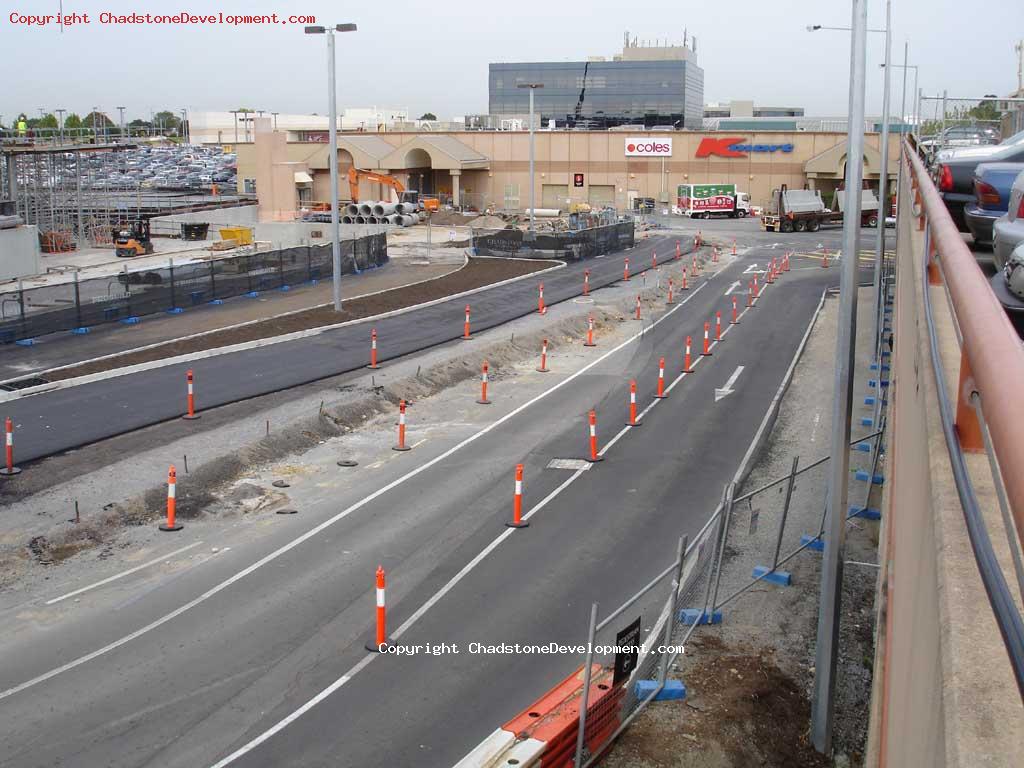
[917,95,1024,162]
[0,233,386,344]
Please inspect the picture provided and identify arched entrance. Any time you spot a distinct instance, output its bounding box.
[404,148,433,195]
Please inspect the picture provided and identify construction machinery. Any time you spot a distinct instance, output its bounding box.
[114,219,154,257]
[346,168,440,212]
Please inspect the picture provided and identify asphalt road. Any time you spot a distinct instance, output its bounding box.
[3,234,686,464]
[0,232,863,767]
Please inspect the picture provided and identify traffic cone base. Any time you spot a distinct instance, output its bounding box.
[0,467,22,476]
[366,641,395,653]
[505,520,530,529]
[159,522,183,532]
[393,444,411,452]
[181,414,201,421]
[477,397,492,405]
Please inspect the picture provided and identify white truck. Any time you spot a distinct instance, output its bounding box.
[674,183,752,219]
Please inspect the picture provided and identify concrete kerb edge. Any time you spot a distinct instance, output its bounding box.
[0,259,568,404]
[0,253,471,390]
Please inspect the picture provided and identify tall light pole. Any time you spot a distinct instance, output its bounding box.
[810,0,867,753]
[117,106,126,140]
[55,109,66,143]
[517,82,544,237]
[306,23,358,312]
[180,109,188,143]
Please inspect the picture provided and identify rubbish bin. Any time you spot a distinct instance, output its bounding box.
[181,222,210,241]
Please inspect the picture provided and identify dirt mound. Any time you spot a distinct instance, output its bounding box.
[429,211,480,226]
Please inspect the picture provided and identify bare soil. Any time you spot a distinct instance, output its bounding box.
[46,257,554,381]
[604,635,829,768]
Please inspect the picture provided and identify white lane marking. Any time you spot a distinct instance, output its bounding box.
[714,366,745,402]
[0,267,709,704]
[207,258,784,768]
[743,263,760,274]
[724,281,741,296]
[45,541,204,606]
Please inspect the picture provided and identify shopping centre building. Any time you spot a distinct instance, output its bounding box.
[235,118,899,221]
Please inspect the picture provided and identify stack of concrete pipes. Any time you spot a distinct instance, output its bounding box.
[341,201,425,226]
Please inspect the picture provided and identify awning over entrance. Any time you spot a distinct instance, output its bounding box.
[307,135,396,170]
[804,140,895,180]
[293,171,313,184]
[379,135,490,171]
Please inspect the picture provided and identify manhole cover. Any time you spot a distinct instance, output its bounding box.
[337,460,358,467]
[272,480,290,488]
[545,458,592,471]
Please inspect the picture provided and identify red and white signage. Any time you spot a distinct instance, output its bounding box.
[625,138,673,157]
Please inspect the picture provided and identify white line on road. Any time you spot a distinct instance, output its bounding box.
[724,281,742,296]
[45,541,205,606]
[0,266,710,706]
[714,366,745,402]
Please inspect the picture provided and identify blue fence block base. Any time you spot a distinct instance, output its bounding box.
[870,362,879,371]
[309,279,319,285]
[679,608,722,626]
[246,291,260,298]
[279,285,291,292]
[120,316,140,324]
[800,535,825,552]
[881,349,891,357]
[15,338,36,346]
[849,507,882,520]
[166,307,183,315]
[71,327,90,335]
[209,299,224,305]
[861,417,873,427]
[855,470,870,481]
[855,442,871,452]
[864,396,876,405]
[634,679,687,701]
[752,566,792,586]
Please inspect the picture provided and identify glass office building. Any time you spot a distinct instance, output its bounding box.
[489,58,705,129]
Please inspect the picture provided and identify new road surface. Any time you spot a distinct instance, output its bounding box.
[0,230,859,767]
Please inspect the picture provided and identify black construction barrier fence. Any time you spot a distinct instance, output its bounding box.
[471,221,635,261]
[0,233,387,344]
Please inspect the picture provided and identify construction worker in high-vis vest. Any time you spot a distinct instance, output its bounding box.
[16,115,28,137]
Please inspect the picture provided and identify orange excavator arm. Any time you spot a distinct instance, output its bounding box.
[347,168,405,203]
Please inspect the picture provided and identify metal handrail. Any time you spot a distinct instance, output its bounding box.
[905,137,1024,697]
[904,140,1024,549]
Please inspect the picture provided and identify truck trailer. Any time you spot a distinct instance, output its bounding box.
[674,184,752,219]
[761,185,880,232]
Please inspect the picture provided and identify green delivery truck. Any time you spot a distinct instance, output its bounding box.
[674,183,752,219]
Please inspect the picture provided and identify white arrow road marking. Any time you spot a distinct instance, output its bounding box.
[724,281,742,296]
[742,263,761,274]
[714,365,745,402]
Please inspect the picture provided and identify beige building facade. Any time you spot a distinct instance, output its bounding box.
[236,117,899,222]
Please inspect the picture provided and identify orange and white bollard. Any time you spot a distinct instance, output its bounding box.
[627,380,640,427]
[753,276,760,301]
[747,281,754,308]
[536,338,550,373]
[583,269,590,296]
[367,329,381,370]
[655,357,667,399]
[182,369,201,420]
[635,295,642,320]
[784,252,791,272]
[506,464,528,528]
[159,465,182,531]
[477,361,492,405]
[538,282,547,315]
[675,240,681,260]
[681,267,688,291]
[393,399,411,451]
[731,239,737,255]
[666,277,675,305]
[463,305,472,339]
[767,260,775,284]
[623,258,630,282]
[586,410,603,463]
[366,565,392,651]
[584,315,596,347]
[702,321,712,356]
[1,416,20,477]
[712,247,719,263]
[652,252,657,271]
[715,311,722,341]
[731,295,739,325]
[683,336,693,373]
[696,231,702,247]
[692,255,699,276]
[822,248,829,268]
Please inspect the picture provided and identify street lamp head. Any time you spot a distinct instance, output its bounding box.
[806,25,822,32]
[304,25,325,34]
[336,23,357,32]
[516,83,544,89]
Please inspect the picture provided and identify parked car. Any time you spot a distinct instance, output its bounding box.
[921,124,1000,153]
[935,127,1024,165]
[935,142,1024,231]
[993,168,1024,270]
[964,163,1024,248]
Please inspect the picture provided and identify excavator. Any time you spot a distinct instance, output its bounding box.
[114,219,154,258]
[346,168,440,212]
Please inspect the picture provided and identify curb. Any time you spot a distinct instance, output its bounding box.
[0,258,566,404]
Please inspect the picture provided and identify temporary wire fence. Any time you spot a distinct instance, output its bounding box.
[470,219,635,261]
[571,426,887,767]
[0,233,387,344]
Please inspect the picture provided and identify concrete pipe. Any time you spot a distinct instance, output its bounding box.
[524,208,561,218]
[346,203,360,217]
[367,215,379,224]
[373,202,398,217]
[358,203,373,216]
[355,215,366,224]
[342,215,354,224]
[399,214,417,227]
[386,214,403,226]
[395,202,416,215]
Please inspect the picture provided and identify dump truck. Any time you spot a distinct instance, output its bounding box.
[761,185,879,232]
[674,183,751,219]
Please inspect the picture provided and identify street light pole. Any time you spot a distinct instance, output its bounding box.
[55,109,66,144]
[812,0,867,753]
[517,83,544,237]
[873,0,892,360]
[306,23,358,312]
[117,106,126,140]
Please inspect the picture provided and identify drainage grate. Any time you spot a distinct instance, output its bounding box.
[545,458,592,471]
[0,376,50,392]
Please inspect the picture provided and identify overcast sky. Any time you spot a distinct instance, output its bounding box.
[2,0,1021,123]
